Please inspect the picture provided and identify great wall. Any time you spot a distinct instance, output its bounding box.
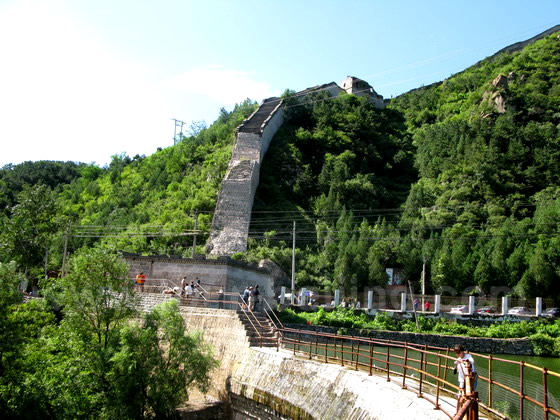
[207,76,385,256]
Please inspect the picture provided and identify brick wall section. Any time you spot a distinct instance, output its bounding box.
[208,98,284,256]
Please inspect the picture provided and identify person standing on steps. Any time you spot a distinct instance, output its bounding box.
[180,276,187,297]
[242,286,250,309]
[135,272,146,293]
[253,285,260,312]
[248,287,255,311]
[185,282,194,301]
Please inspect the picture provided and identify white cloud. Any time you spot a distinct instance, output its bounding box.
[169,66,276,105]
[0,0,171,166]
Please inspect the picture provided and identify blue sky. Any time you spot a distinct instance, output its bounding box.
[0,0,558,166]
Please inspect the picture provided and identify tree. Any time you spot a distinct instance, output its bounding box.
[0,249,217,419]
[2,184,62,280]
[109,301,218,418]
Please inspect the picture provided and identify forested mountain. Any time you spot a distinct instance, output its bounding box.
[1,31,559,299]
[247,30,560,298]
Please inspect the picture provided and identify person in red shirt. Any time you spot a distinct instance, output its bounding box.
[424,300,431,312]
[136,272,146,293]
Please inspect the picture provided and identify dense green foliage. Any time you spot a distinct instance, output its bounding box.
[2,33,560,301]
[0,101,257,284]
[0,250,217,418]
[244,92,416,292]
[277,307,560,356]
[245,32,560,299]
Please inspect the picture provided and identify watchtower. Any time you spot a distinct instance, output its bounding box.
[340,76,385,108]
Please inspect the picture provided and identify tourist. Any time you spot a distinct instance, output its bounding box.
[253,285,260,311]
[355,301,361,310]
[424,300,431,312]
[180,276,187,296]
[135,272,146,293]
[413,298,419,312]
[218,286,224,309]
[185,283,194,300]
[453,344,477,392]
[242,286,250,308]
[248,287,255,311]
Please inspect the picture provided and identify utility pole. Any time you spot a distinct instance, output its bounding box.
[291,221,296,305]
[408,280,419,330]
[44,246,49,280]
[61,226,69,277]
[421,257,426,312]
[192,211,199,258]
[172,118,186,145]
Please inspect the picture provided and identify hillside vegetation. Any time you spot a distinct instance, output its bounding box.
[246,31,560,299]
[1,32,560,300]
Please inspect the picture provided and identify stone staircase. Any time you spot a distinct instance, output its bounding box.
[237,310,279,348]
[237,98,280,133]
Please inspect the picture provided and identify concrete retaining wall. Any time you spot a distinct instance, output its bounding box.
[125,255,275,298]
[136,298,450,419]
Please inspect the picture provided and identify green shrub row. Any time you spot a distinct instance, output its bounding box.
[277,307,560,356]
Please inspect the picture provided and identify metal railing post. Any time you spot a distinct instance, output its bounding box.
[443,347,450,383]
[402,342,409,389]
[341,339,345,367]
[435,354,442,409]
[386,346,390,382]
[543,367,549,420]
[520,360,524,419]
[325,336,328,363]
[423,344,428,383]
[419,350,424,396]
[488,355,493,408]
[369,341,373,376]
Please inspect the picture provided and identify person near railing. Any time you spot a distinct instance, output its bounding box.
[180,277,187,297]
[248,286,255,310]
[253,285,260,311]
[242,286,250,309]
[135,272,146,293]
[453,344,478,415]
[218,286,224,309]
[185,282,193,301]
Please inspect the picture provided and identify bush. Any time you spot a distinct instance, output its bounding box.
[530,333,560,357]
